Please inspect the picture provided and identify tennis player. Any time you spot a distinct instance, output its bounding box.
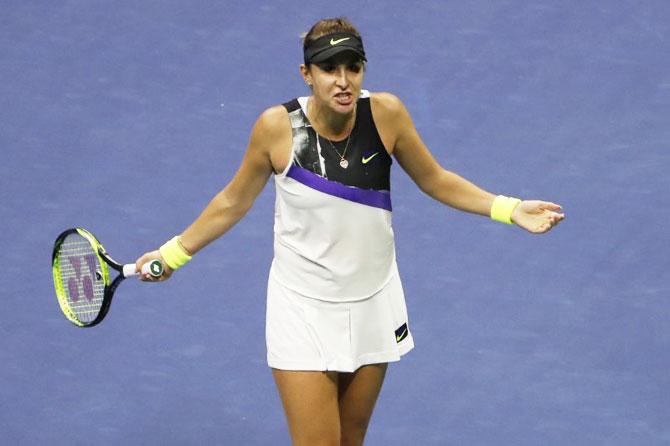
[136,17,564,445]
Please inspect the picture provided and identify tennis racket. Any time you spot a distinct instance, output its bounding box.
[51,227,163,327]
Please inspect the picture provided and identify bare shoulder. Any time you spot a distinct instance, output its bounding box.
[370,92,411,154]
[249,104,291,150]
[249,104,292,173]
[253,104,290,137]
[370,92,405,115]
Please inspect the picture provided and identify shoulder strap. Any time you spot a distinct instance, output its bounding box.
[356,95,372,121]
[282,98,301,113]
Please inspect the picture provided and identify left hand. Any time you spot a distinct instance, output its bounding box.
[512,200,564,234]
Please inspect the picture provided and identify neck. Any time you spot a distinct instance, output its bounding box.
[308,97,356,140]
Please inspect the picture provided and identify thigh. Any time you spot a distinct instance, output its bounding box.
[338,363,388,445]
[272,368,341,446]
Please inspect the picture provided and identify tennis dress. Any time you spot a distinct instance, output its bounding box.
[266,90,414,372]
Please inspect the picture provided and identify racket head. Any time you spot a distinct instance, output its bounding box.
[52,228,112,327]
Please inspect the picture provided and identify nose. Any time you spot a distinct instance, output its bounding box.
[334,66,349,88]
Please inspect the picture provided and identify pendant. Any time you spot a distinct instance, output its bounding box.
[340,159,349,169]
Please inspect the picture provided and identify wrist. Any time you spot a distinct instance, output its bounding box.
[159,236,193,270]
[490,195,522,224]
[175,236,193,256]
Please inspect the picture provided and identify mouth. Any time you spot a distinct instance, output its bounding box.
[334,92,354,106]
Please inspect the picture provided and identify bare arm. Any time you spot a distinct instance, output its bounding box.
[373,93,495,215]
[179,107,285,254]
[136,105,289,277]
[372,93,564,231]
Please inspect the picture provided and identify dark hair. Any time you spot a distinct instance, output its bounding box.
[303,17,362,51]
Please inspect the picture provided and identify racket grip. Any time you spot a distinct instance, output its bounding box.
[122,260,164,278]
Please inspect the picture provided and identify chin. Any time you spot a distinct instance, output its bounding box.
[333,105,354,115]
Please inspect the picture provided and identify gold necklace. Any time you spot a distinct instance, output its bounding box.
[325,133,352,169]
[309,98,355,169]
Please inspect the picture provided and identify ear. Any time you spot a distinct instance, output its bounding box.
[299,64,313,87]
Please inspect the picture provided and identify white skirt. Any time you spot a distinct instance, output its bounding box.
[266,266,414,372]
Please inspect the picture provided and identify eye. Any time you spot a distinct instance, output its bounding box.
[317,63,336,72]
[347,63,362,73]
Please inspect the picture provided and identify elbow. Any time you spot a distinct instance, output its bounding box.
[416,169,447,198]
[211,190,253,221]
[224,197,253,221]
[237,198,254,217]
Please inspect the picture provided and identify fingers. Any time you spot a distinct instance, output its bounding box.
[527,220,553,234]
[530,200,566,225]
[532,210,564,233]
[515,200,564,233]
[135,253,154,274]
[135,250,172,282]
[539,201,563,212]
[141,266,172,282]
[545,210,564,224]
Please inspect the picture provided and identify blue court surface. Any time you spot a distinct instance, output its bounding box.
[2,1,669,444]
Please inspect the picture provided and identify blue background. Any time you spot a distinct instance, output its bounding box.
[1,1,668,444]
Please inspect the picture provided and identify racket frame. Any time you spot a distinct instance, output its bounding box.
[52,227,139,328]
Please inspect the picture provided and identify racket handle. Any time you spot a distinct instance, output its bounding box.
[122,260,164,278]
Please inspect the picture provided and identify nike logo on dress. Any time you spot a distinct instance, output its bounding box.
[362,152,379,164]
[330,37,350,45]
[395,322,409,343]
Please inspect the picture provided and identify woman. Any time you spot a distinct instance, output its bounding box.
[136,17,564,446]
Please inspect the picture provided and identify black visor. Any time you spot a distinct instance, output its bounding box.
[303,32,367,65]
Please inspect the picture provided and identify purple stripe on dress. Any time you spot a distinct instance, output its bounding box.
[286,165,392,211]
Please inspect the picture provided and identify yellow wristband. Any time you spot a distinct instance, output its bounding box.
[490,195,522,224]
[159,236,193,270]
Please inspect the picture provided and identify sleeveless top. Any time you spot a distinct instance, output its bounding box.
[271,90,397,302]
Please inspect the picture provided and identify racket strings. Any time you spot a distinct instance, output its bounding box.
[56,234,106,323]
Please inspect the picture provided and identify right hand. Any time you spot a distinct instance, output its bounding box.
[135,250,173,282]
